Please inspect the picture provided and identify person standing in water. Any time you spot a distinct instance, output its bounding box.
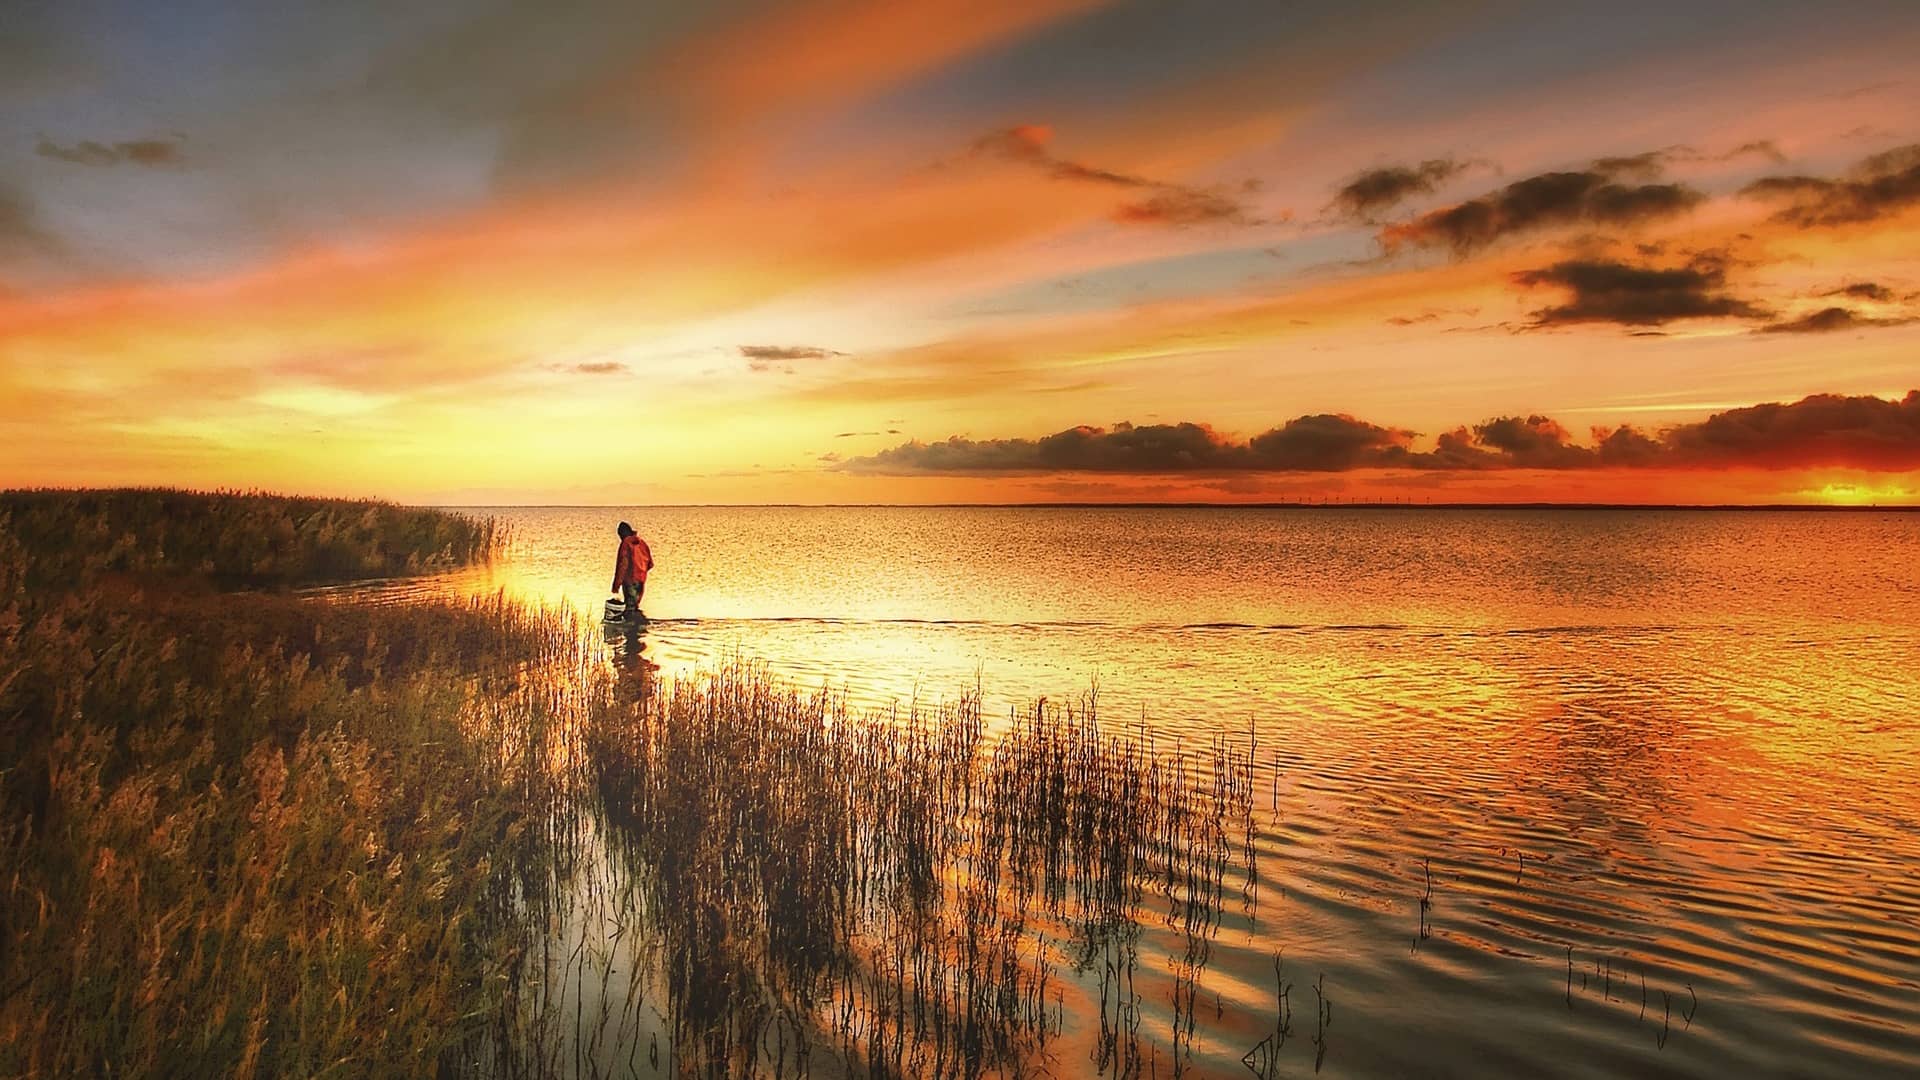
[611,521,654,617]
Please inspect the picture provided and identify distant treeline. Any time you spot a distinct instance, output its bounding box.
[0,487,502,590]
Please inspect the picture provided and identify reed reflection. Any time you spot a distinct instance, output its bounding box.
[512,665,1261,1077]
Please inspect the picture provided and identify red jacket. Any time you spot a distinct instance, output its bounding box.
[613,534,653,588]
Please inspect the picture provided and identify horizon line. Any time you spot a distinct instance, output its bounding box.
[421,501,1920,511]
[14,487,1915,511]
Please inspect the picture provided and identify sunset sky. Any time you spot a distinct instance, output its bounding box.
[4,0,1919,504]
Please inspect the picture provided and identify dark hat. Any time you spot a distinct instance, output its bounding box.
[617,521,633,536]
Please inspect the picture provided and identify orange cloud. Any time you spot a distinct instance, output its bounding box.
[640,0,1109,178]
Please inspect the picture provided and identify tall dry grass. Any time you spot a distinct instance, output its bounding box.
[0,493,570,1076]
[0,487,501,590]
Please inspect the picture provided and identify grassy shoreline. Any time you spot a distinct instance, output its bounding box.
[0,490,563,1076]
[1,488,502,591]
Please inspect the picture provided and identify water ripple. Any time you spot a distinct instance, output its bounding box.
[317,506,1920,1075]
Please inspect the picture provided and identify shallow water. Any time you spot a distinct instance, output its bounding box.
[327,506,1920,1077]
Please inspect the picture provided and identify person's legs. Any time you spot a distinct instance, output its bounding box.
[622,582,642,613]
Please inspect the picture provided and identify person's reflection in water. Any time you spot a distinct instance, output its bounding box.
[604,613,660,707]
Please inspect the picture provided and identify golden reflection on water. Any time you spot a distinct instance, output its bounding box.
[323,507,1920,1076]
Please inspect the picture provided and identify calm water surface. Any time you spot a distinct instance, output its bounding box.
[330,507,1920,1077]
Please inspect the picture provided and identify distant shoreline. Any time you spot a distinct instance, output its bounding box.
[11,487,1911,512]
[427,501,1920,512]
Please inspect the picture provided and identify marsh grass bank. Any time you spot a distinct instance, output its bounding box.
[2,490,1264,1078]
[0,491,571,1076]
[1,488,502,591]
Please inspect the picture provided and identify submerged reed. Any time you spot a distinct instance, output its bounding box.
[569,665,1257,1078]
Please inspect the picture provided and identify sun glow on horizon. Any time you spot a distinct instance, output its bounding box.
[1803,481,1918,506]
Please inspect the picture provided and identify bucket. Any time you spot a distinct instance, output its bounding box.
[603,596,626,622]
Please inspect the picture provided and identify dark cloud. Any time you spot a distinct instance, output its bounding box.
[1329,159,1467,221]
[844,416,1414,474]
[1248,414,1415,469]
[1590,424,1666,466]
[740,344,842,373]
[35,135,184,167]
[740,345,838,361]
[118,139,184,166]
[1658,391,1920,470]
[1842,124,1896,143]
[1823,281,1895,303]
[1725,139,1788,164]
[1387,306,1477,327]
[1470,415,1594,468]
[1408,416,1625,470]
[569,361,628,374]
[1380,166,1705,254]
[1757,307,1916,334]
[1511,256,1768,328]
[841,393,1920,475]
[1034,421,1253,470]
[1742,143,1920,226]
[971,124,1260,228]
[1590,150,1672,179]
[1592,141,1782,178]
[1112,188,1252,226]
[849,421,1243,474]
